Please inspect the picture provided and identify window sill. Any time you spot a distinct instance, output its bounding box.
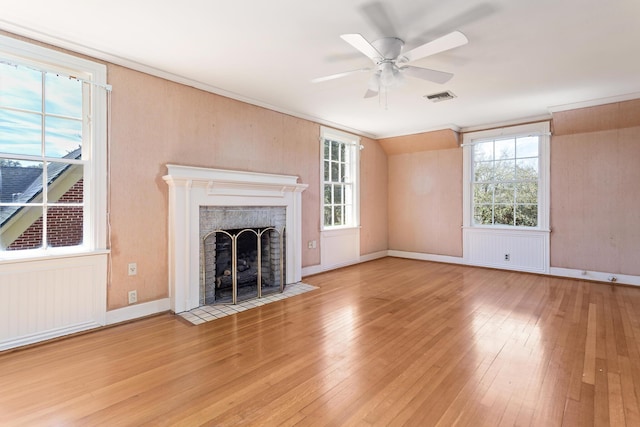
[0,248,110,265]
[462,226,550,233]
[321,225,361,232]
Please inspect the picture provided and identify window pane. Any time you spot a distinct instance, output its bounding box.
[47,163,83,203]
[516,158,538,179]
[494,183,514,204]
[516,136,538,158]
[324,206,332,227]
[474,161,493,182]
[45,74,82,118]
[344,205,353,224]
[494,204,514,226]
[323,140,330,158]
[0,109,42,156]
[473,141,493,161]
[0,62,42,111]
[474,204,493,225]
[339,162,345,182]
[495,138,515,159]
[494,160,515,181]
[515,204,538,227]
[331,140,339,160]
[0,159,43,203]
[324,184,331,204]
[334,206,343,225]
[340,142,345,162]
[47,205,83,247]
[516,181,537,204]
[45,116,82,158]
[1,205,43,250]
[333,184,343,204]
[473,183,493,204]
[323,160,330,181]
[330,161,339,182]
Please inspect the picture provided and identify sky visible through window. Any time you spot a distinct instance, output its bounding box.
[0,61,83,160]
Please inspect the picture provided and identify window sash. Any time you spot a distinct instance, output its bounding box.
[464,123,549,230]
[321,128,359,230]
[0,34,107,258]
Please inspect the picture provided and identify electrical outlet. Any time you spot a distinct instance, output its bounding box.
[128,262,137,276]
[504,254,510,261]
[128,290,137,304]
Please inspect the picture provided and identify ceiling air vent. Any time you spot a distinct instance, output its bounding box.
[424,90,457,102]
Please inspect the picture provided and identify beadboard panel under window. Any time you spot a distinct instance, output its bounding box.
[0,253,107,351]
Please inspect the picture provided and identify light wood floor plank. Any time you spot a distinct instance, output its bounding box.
[2,257,640,426]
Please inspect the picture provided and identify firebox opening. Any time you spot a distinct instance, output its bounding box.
[203,226,285,305]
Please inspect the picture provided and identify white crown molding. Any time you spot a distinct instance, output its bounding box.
[0,21,378,140]
[548,92,640,113]
[459,115,552,134]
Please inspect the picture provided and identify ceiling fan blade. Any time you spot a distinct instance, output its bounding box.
[400,66,454,84]
[401,31,468,63]
[364,89,378,98]
[340,34,384,62]
[360,1,398,37]
[311,68,371,83]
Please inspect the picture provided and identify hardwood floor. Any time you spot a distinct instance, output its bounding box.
[2,257,640,426]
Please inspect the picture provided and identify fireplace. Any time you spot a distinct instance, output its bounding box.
[163,165,307,313]
[200,206,286,305]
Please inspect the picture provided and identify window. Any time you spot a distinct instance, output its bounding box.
[0,35,107,257]
[321,127,359,229]
[463,122,549,229]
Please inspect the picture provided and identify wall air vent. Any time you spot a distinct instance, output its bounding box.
[424,90,457,102]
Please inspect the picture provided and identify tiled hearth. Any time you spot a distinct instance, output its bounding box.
[179,282,317,325]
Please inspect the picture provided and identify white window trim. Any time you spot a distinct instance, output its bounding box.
[0,34,108,261]
[462,121,550,232]
[320,126,360,231]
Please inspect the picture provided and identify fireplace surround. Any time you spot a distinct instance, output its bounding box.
[163,165,307,313]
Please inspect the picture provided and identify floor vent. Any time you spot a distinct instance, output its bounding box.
[424,90,457,102]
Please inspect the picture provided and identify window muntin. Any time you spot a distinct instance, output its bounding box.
[0,35,106,257]
[321,128,358,229]
[471,135,540,227]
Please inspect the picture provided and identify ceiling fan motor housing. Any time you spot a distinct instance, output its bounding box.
[371,37,404,60]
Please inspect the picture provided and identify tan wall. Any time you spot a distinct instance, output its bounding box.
[360,136,388,255]
[385,130,463,256]
[107,65,387,309]
[550,100,640,275]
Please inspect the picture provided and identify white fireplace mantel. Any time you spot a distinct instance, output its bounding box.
[163,164,308,313]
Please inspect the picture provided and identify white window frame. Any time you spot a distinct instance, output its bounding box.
[320,126,360,230]
[463,122,550,231]
[0,34,108,261]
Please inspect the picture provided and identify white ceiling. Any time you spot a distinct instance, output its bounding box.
[1,0,639,139]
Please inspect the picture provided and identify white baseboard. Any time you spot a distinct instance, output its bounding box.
[359,250,388,263]
[0,321,102,352]
[106,298,171,325]
[302,250,388,278]
[390,251,640,286]
[549,267,640,286]
[387,250,464,265]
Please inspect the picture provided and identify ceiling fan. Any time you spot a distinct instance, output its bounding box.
[312,30,468,98]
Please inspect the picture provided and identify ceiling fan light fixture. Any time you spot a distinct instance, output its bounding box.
[368,70,381,90]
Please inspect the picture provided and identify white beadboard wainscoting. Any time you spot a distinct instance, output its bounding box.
[320,227,360,272]
[463,228,549,274]
[0,253,107,351]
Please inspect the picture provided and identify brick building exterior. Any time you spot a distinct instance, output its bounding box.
[7,179,83,250]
